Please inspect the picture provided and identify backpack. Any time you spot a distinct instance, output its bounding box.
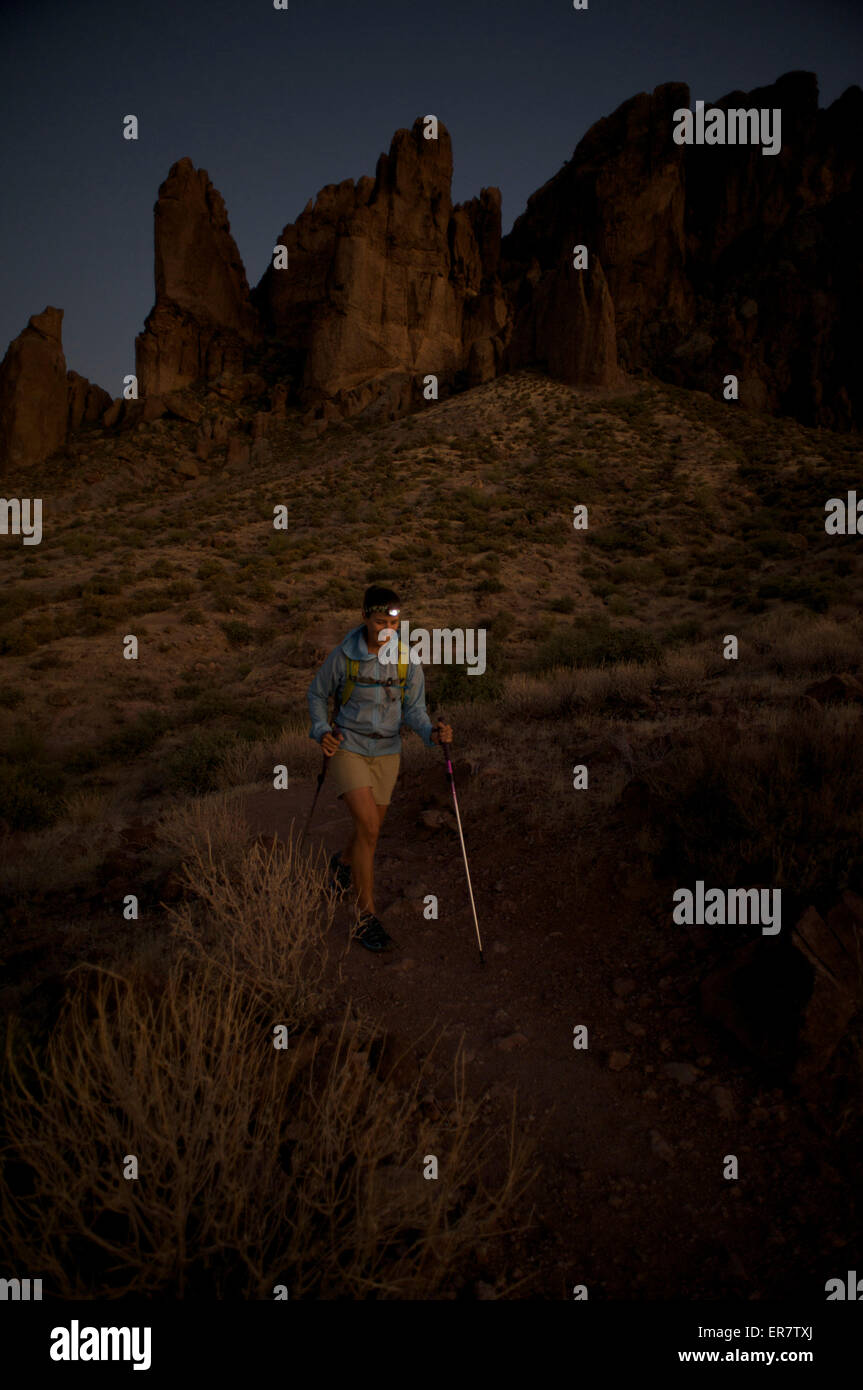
[333,650,410,720]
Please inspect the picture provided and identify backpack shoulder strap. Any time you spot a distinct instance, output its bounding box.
[335,652,409,713]
[334,657,358,716]
[397,654,409,705]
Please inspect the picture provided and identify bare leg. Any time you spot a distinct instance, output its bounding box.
[341,789,388,915]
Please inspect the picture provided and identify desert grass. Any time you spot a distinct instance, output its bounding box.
[0,820,116,900]
[0,823,536,1298]
[213,717,324,791]
[635,705,863,899]
[151,789,251,873]
[748,610,863,677]
[165,826,333,1027]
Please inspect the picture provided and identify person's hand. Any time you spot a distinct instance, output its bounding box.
[432,722,453,746]
[321,729,344,757]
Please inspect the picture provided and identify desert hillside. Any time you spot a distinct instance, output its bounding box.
[2,366,862,1297]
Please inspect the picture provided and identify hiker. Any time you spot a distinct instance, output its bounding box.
[307,585,453,952]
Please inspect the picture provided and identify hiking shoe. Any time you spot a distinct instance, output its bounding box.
[354,913,392,953]
[328,852,352,897]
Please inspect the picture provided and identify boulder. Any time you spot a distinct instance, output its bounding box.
[792,903,862,1080]
[163,389,203,423]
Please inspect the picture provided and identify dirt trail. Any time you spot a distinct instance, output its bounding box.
[241,762,854,1300]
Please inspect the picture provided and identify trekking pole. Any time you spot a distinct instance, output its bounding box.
[437,721,484,965]
[302,749,329,844]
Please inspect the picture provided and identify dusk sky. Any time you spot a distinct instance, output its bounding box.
[1,0,860,394]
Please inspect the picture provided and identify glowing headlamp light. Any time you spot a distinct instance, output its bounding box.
[366,605,401,619]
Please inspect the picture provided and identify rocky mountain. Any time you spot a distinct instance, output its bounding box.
[252,120,508,419]
[2,69,860,475]
[0,307,69,472]
[0,309,112,475]
[126,69,863,432]
[135,157,261,396]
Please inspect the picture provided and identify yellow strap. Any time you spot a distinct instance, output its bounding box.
[339,653,409,709]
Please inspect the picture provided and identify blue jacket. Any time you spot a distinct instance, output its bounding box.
[307,625,435,756]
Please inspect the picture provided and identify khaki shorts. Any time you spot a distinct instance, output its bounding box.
[328,749,400,806]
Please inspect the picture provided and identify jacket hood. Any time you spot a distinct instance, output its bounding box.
[341,625,370,660]
[340,624,409,663]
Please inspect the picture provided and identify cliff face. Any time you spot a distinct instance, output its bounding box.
[128,75,863,432]
[500,82,691,385]
[501,71,863,428]
[4,70,860,473]
[0,308,69,474]
[252,118,509,417]
[135,158,260,396]
[677,72,863,428]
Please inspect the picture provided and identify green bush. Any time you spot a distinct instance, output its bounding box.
[0,762,65,831]
[238,576,275,602]
[663,619,703,647]
[756,576,829,612]
[643,709,863,901]
[234,700,284,741]
[426,649,504,706]
[0,590,37,626]
[534,618,660,671]
[100,711,169,761]
[585,525,650,556]
[0,725,66,831]
[163,731,239,795]
[63,533,100,558]
[220,621,256,647]
[0,629,37,656]
[489,610,516,640]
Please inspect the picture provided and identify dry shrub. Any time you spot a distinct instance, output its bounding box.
[0,961,534,1298]
[152,790,249,874]
[501,663,656,719]
[1,958,285,1297]
[0,827,536,1297]
[61,788,116,826]
[501,672,579,720]
[750,610,863,677]
[268,719,331,779]
[283,1017,536,1298]
[660,648,709,692]
[0,822,107,898]
[214,720,323,792]
[638,705,863,898]
[214,740,268,790]
[601,661,660,705]
[166,827,333,1026]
